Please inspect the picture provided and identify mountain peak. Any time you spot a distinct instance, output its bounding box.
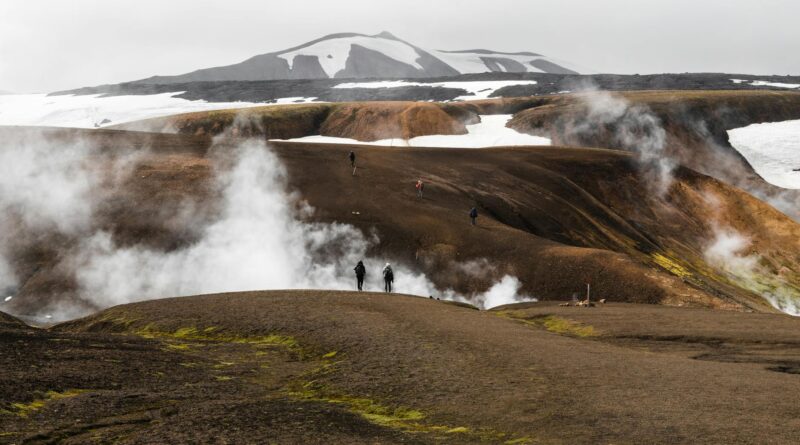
[374,31,400,40]
[136,32,583,84]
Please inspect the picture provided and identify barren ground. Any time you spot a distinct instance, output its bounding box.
[2,292,800,444]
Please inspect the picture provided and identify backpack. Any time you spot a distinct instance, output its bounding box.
[383,267,394,281]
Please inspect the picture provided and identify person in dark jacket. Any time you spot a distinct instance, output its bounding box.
[382,263,394,293]
[354,260,366,291]
[348,151,357,176]
[469,207,478,226]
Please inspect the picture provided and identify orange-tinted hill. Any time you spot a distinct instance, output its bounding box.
[504,90,800,214]
[113,90,800,216]
[2,125,799,317]
[115,101,471,141]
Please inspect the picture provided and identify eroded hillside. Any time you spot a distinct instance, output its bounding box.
[1,123,799,319]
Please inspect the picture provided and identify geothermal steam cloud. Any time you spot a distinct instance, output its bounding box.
[74,140,530,310]
[0,134,530,320]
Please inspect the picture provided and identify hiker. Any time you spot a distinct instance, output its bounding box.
[415,179,424,198]
[382,263,394,293]
[354,260,366,291]
[348,151,357,176]
[469,207,478,226]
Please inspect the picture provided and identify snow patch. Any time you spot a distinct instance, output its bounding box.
[278,35,424,78]
[0,93,269,129]
[333,80,537,101]
[279,115,551,148]
[272,97,318,104]
[730,79,800,89]
[728,120,800,189]
[431,50,585,75]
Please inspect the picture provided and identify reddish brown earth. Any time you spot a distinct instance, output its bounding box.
[116,101,471,142]
[319,102,468,141]
[2,292,800,444]
[2,124,800,317]
[504,90,800,214]
[3,90,800,444]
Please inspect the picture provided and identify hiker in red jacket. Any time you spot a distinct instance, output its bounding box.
[415,179,424,198]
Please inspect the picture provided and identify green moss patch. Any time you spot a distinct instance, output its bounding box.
[496,311,598,338]
[285,358,531,443]
[651,252,693,279]
[538,315,598,337]
[4,389,87,418]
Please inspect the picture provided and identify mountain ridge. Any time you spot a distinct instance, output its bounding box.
[136,31,581,84]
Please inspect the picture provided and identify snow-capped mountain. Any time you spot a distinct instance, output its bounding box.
[138,32,583,84]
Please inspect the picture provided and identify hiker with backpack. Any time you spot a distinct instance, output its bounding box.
[469,207,478,226]
[354,260,366,291]
[415,179,424,198]
[382,263,394,293]
[348,151,357,176]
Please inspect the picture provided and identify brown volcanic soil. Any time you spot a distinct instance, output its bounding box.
[2,292,800,444]
[504,90,800,215]
[0,310,22,327]
[114,91,800,219]
[319,102,467,141]
[4,124,800,317]
[116,101,473,142]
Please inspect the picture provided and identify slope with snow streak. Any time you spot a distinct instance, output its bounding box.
[432,50,582,75]
[278,35,424,77]
[333,80,538,101]
[731,79,800,89]
[0,93,270,129]
[132,32,584,84]
[280,115,551,148]
[728,120,800,189]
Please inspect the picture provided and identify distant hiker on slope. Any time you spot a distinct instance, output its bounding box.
[348,151,357,176]
[382,263,394,293]
[469,207,478,226]
[354,260,366,291]
[415,179,425,198]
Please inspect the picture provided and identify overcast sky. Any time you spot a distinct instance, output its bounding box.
[1,0,799,93]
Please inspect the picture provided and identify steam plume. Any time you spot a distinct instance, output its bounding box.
[567,83,674,194]
[1,133,532,320]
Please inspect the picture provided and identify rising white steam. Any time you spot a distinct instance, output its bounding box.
[0,129,143,315]
[702,203,800,316]
[573,89,674,194]
[704,226,759,276]
[479,275,527,309]
[0,133,96,234]
[42,139,531,317]
[0,131,102,296]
